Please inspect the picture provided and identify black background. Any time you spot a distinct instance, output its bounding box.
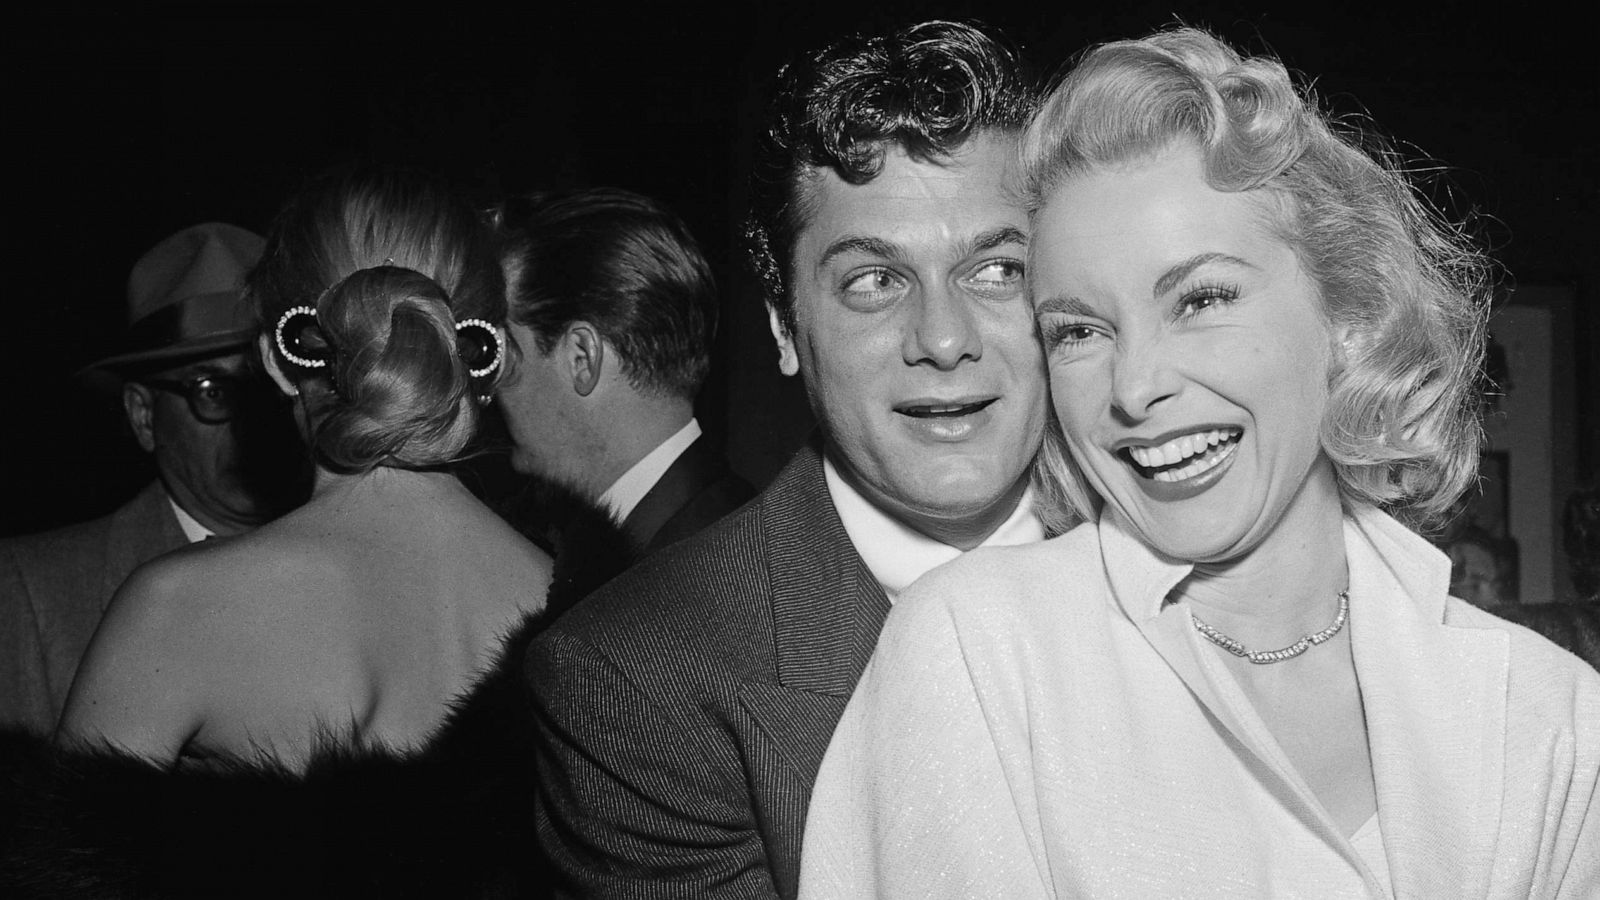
[6,2,1595,536]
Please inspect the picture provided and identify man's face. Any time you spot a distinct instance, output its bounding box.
[774,132,1047,548]
[126,351,290,534]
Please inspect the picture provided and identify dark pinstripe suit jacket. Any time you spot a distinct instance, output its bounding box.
[0,482,187,733]
[529,439,890,899]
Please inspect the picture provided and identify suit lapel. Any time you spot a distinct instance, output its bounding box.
[763,441,891,697]
[736,440,891,779]
[733,441,890,899]
[1345,510,1508,898]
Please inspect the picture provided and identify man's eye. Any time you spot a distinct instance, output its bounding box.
[837,268,908,310]
[842,269,901,294]
[969,260,1024,284]
[194,378,229,400]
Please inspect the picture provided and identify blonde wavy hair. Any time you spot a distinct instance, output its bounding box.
[248,168,506,474]
[1019,26,1493,535]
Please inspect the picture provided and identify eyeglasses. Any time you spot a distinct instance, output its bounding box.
[142,373,248,424]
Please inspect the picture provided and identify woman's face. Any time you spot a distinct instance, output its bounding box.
[1031,145,1341,563]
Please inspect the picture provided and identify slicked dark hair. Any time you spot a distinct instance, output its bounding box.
[497,188,717,400]
[744,19,1036,334]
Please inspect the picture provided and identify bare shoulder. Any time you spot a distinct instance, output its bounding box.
[463,501,555,600]
[82,524,356,690]
[394,483,554,614]
[87,537,261,656]
[57,542,242,755]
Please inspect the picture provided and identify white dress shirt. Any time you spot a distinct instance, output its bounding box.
[822,454,1044,600]
[167,495,214,543]
[599,418,702,524]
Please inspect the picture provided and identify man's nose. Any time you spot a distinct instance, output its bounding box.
[904,285,981,370]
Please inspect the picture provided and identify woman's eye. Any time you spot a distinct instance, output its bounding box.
[1176,284,1238,318]
[1041,320,1102,349]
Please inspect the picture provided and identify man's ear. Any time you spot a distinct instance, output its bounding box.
[123,382,157,453]
[767,304,799,377]
[565,323,605,397]
[258,333,299,397]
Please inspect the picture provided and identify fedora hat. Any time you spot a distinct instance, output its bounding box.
[81,222,266,384]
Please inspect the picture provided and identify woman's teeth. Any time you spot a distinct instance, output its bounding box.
[1125,428,1242,482]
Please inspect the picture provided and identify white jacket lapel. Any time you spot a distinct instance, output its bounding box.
[1347,508,1510,898]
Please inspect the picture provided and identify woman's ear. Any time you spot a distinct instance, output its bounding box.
[1329,320,1359,371]
[258,333,299,397]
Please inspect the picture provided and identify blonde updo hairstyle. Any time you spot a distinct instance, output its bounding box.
[1019,26,1492,535]
[248,168,506,474]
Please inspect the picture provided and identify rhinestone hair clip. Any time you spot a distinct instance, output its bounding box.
[454,318,502,379]
[276,304,501,379]
[274,306,328,369]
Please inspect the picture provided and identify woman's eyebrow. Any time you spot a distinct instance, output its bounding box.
[1152,252,1257,296]
[1034,294,1098,318]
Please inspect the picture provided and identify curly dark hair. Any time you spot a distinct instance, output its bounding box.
[744,19,1036,335]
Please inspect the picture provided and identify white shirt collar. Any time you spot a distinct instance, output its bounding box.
[822,453,1044,600]
[599,418,702,523]
[167,494,214,543]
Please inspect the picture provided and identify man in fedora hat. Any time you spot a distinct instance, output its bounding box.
[0,222,304,734]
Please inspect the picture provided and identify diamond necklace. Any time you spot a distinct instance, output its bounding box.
[1191,590,1349,665]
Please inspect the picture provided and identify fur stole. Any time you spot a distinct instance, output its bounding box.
[0,480,637,899]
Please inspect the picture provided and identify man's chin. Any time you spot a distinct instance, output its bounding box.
[904,489,1016,524]
[891,471,1029,531]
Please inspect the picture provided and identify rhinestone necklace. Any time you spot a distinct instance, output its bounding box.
[1191,590,1349,665]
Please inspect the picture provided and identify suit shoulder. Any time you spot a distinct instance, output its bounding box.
[0,511,116,561]
[0,513,121,600]
[541,497,769,644]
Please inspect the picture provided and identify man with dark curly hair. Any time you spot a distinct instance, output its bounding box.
[529,19,1051,899]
